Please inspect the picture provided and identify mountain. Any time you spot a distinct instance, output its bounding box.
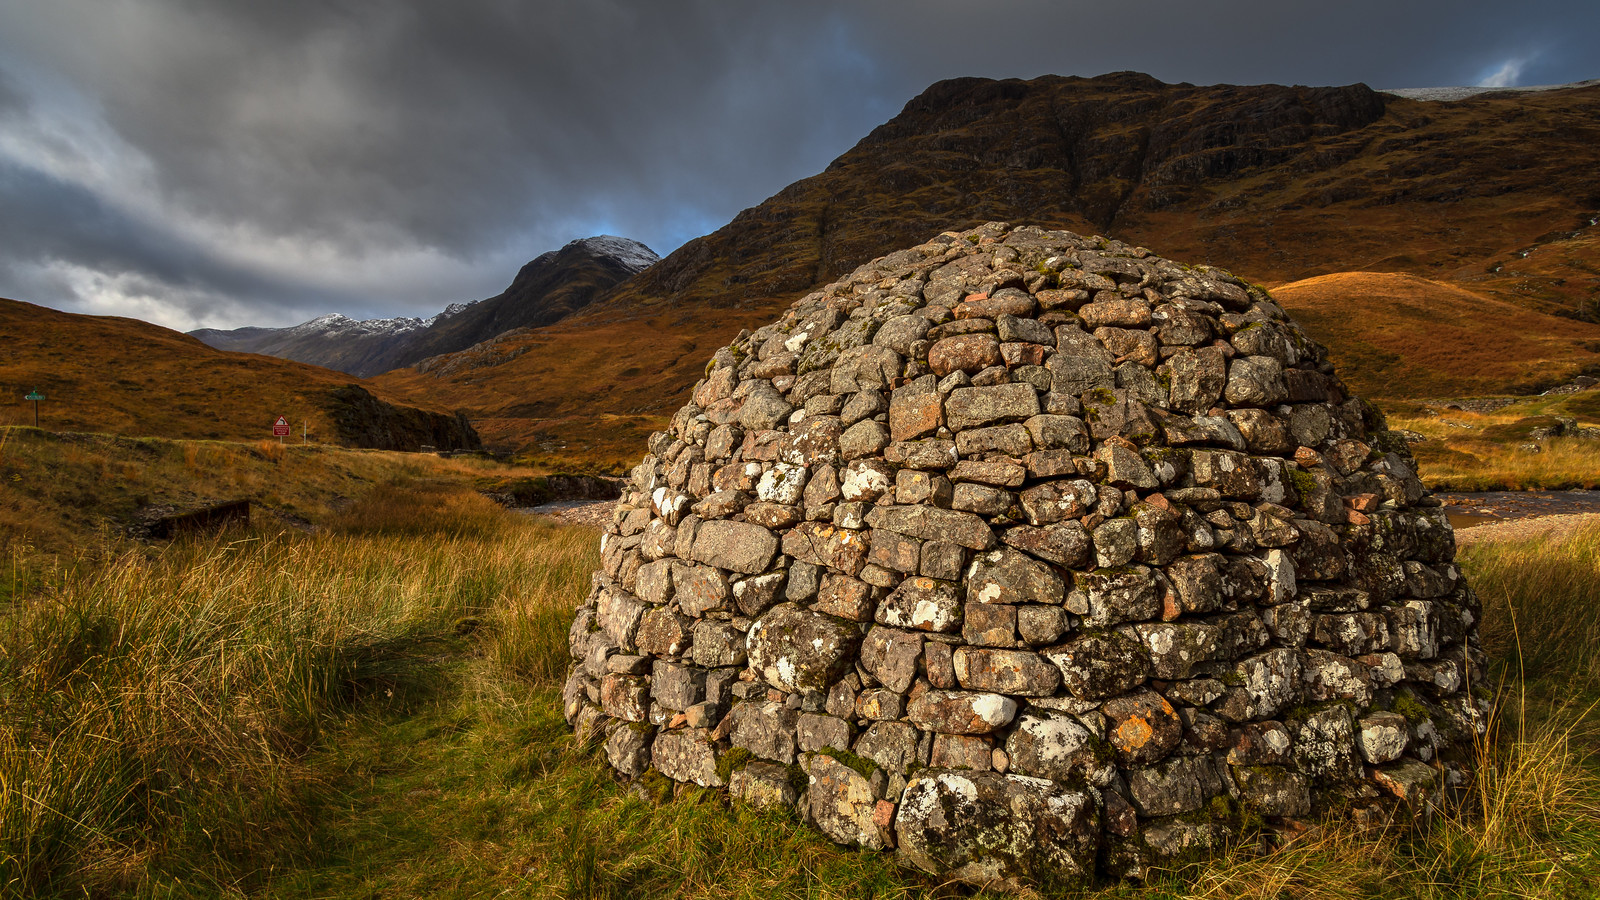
[191,235,658,377]
[191,312,448,378]
[1,297,478,451]
[365,72,1600,463]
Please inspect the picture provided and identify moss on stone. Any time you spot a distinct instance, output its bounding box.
[787,762,811,797]
[716,746,753,782]
[817,745,879,780]
[1390,692,1433,725]
[633,769,673,804]
[1289,468,1319,498]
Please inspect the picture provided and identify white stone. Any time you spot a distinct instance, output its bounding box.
[757,463,808,504]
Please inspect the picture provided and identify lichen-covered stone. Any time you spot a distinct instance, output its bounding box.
[1004,712,1107,782]
[604,720,655,776]
[953,647,1062,696]
[689,519,779,574]
[747,604,862,692]
[653,728,724,787]
[727,700,800,764]
[730,760,799,808]
[866,505,996,550]
[878,576,962,632]
[1071,566,1161,626]
[808,753,889,849]
[854,721,922,773]
[945,383,1041,431]
[895,770,1099,890]
[1102,688,1183,766]
[907,689,1019,735]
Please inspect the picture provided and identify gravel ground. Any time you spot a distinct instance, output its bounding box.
[516,499,616,529]
[1453,512,1600,545]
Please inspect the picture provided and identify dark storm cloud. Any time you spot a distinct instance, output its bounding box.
[0,0,1594,330]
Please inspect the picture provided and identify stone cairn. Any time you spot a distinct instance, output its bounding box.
[563,222,1487,887]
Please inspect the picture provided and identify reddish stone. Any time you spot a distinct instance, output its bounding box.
[1346,493,1380,512]
[890,375,943,441]
[1001,342,1048,367]
[929,334,1002,376]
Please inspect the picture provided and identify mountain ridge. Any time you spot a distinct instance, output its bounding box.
[191,235,658,377]
[368,72,1600,462]
[2,296,478,450]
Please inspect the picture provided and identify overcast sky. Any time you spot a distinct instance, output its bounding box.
[0,0,1595,332]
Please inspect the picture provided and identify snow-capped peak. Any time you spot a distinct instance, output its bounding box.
[426,300,479,327]
[289,312,427,337]
[261,235,654,340]
[571,235,660,271]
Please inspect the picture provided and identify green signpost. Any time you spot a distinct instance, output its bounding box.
[24,390,44,428]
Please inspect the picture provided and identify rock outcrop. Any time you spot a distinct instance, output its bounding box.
[563,223,1486,887]
[318,384,480,451]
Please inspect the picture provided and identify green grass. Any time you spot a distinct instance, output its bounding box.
[3,491,1599,898]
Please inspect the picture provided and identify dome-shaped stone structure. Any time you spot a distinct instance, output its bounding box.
[563,223,1486,887]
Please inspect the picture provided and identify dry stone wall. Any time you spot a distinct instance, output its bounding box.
[563,222,1487,887]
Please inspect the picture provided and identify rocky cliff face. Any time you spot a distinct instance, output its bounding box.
[192,235,658,377]
[319,384,480,451]
[393,236,659,370]
[604,72,1596,319]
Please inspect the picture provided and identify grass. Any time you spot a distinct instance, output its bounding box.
[0,488,596,897]
[0,427,555,556]
[1275,273,1600,402]
[0,297,466,446]
[3,485,1599,897]
[1385,392,1600,490]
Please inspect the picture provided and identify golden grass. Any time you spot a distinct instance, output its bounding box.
[0,494,598,896]
[1274,272,1600,400]
[0,297,461,444]
[3,469,1599,897]
[1458,520,1600,684]
[0,427,552,556]
[1389,396,1600,490]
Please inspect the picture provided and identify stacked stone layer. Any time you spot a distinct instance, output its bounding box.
[563,223,1486,886]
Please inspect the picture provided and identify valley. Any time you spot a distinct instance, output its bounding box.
[4,71,1600,899]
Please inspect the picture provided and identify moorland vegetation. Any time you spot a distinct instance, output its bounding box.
[1,433,1596,899]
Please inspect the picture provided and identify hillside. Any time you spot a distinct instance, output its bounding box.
[193,236,658,377]
[372,73,1600,460]
[0,297,478,450]
[1271,272,1600,399]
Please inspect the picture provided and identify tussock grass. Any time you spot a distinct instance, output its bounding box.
[0,490,596,896]
[3,481,1599,898]
[1459,520,1600,684]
